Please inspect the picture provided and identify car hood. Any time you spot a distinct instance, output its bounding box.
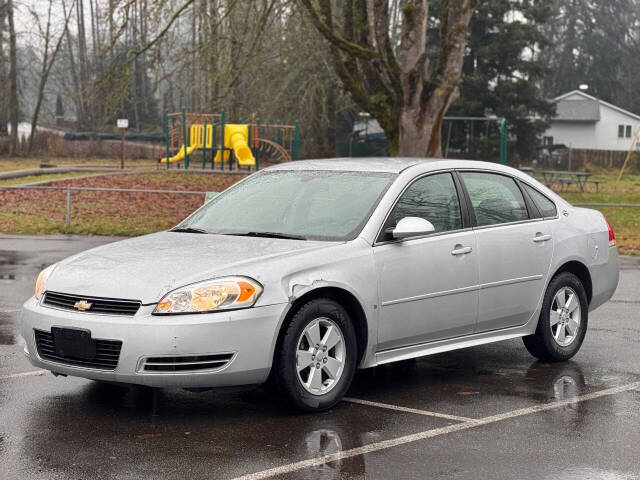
[45,232,333,303]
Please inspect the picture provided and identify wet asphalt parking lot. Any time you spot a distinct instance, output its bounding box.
[1,235,639,480]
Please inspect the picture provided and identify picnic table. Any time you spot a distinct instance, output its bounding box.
[518,166,536,176]
[540,170,592,192]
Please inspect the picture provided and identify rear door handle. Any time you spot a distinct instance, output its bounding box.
[451,245,473,256]
[533,233,552,243]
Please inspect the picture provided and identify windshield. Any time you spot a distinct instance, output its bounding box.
[179,170,396,241]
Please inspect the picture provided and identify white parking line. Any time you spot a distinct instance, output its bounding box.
[343,397,472,422]
[0,370,47,380]
[232,381,640,480]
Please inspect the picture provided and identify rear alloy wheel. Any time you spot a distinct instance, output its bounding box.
[523,272,588,362]
[549,286,581,347]
[273,298,357,412]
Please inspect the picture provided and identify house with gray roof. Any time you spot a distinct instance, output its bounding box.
[543,90,640,151]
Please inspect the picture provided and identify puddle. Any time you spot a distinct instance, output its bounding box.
[0,312,17,345]
[0,251,27,266]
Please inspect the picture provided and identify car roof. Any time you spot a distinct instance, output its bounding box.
[265,157,517,175]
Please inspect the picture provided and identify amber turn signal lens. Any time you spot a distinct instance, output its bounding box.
[237,281,256,302]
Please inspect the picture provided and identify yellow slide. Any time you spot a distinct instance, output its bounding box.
[222,124,255,167]
[161,144,199,163]
[161,124,207,164]
[162,123,255,167]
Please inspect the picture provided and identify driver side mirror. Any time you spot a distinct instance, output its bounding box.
[389,217,435,240]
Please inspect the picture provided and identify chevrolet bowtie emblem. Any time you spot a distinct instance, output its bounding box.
[74,300,93,311]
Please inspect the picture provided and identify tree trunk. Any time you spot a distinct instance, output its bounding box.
[62,0,83,126]
[76,0,90,127]
[7,0,18,153]
[299,0,475,157]
[0,0,8,136]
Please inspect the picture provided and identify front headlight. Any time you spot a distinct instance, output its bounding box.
[35,264,56,300]
[153,276,263,315]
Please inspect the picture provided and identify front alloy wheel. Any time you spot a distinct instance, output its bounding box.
[273,298,357,412]
[296,317,346,395]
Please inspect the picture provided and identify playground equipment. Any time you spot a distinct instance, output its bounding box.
[161,108,299,170]
[442,116,508,164]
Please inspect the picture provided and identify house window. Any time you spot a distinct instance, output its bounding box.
[619,125,633,138]
[543,136,553,145]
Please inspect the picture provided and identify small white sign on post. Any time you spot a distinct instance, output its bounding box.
[117,118,129,129]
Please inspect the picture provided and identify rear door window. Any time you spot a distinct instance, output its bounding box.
[460,172,529,227]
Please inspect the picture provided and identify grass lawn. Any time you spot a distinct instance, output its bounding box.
[555,172,640,255]
[0,156,157,173]
[0,171,103,186]
[0,167,638,255]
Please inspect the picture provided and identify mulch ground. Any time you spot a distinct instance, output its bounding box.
[0,172,245,236]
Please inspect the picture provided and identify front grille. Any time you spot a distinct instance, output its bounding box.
[34,329,122,370]
[142,354,234,372]
[43,291,141,316]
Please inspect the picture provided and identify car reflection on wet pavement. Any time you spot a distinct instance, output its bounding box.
[1,235,639,480]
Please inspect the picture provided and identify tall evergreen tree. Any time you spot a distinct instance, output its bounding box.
[540,0,640,113]
[447,0,555,160]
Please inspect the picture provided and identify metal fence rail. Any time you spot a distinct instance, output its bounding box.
[573,203,640,207]
[0,185,209,195]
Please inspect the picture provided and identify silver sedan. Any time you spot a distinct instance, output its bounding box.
[21,158,619,412]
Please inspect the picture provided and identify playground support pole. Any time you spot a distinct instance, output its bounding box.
[293,121,300,161]
[202,121,208,169]
[220,109,227,170]
[181,107,189,169]
[211,123,217,169]
[248,123,252,171]
[164,108,170,170]
[499,118,507,164]
[255,118,261,170]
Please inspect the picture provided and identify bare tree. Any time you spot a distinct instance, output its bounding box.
[28,0,75,150]
[298,0,476,156]
[0,0,8,136]
[7,0,18,153]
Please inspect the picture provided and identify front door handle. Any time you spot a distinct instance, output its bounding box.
[533,233,552,243]
[451,245,473,256]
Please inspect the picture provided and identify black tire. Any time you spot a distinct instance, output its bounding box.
[272,298,357,413]
[523,272,588,362]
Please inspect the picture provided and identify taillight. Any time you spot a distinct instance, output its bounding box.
[604,215,616,247]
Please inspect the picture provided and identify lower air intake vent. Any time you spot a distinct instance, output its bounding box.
[34,329,122,370]
[142,354,234,372]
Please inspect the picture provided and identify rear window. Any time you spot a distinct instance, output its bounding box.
[523,184,557,217]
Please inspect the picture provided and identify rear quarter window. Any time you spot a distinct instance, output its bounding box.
[523,184,557,218]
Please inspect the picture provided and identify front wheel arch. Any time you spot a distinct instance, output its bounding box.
[273,287,368,370]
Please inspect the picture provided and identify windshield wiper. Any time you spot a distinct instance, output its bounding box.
[226,231,307,240]
[170,227,209,234]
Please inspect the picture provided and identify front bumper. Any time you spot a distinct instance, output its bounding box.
[20,297,288,388]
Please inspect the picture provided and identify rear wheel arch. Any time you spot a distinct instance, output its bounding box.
[274,286,369,368]
[550,260,592,305]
